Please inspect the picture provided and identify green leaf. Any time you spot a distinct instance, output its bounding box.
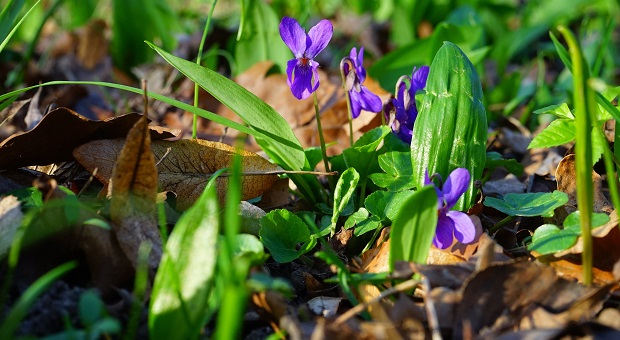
[343,126,390,179]
[79,290,103,325]
[344,208,381,236]
[483,190,569,217]
[485,152,524,177]
[331,168,360,234]
[389,186,438,270]
[411,42,487,212]
[234,0,290,75]
[232,234,268,266]
[0,0,40,54]
[533,103,574,119]
[384,190,417,221]
[369,151,415,191]
[112,0,178,71]
[528,119,575,149]
[528,211,608,255]
[147,43,305,171]
[259,209,315,263]
[563,211,609,229]
[528,224,580,255]
[149,180,220,340]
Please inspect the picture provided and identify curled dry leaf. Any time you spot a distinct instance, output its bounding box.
[555,154,613,215]
[109,114,162,276]
[0,107,178,169]
[74,138,281,210]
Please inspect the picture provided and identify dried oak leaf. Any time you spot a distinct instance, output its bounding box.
[0,107,178,169]
[74,138,280,210]
[109,115,162,276]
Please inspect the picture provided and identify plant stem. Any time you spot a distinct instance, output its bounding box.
[313,91,333,191]
[488,215,516,234]
[193,0,218,139]
[559,25,593,286]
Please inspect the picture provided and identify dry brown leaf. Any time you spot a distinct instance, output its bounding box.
[0,107,178,169]
[74,138,280,210]
[109,114,162,275]
[76,19,108,69]
[453,260,610,338]
[556,154,613,214]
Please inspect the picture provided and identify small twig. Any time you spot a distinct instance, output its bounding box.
[77,168,98,197]
[155,148,172,167]
[421,277,442,340]
[333,278,419,326]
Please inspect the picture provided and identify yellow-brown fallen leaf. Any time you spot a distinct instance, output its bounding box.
[74,138,280,210]
[109,114,162,276]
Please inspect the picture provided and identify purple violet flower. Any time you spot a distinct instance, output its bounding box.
[384,66,430,144]
[424,168,476,249]
[342,47,383,118]
[279,17,333,100]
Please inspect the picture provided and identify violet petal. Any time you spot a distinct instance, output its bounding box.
[411,66,430,91]
[446,210,476,244]
[434,213,455,249]
[442,168,470,208]
[279,17,306,57]
[306,20,333,57]
[285,59,298,87]
[290,64,314,100]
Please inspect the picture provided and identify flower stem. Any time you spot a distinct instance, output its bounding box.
[313,91,333,191]
[345,90,354,147]
[559,25,593,286]
[192,0,218,139]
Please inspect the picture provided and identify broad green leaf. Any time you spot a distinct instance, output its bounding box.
[149,181,220,340]
[563,211,609,229]
[384,190,417,221]
[528,119,575,149]
[533,103,574,119]
[344,208,381,236]
[259,210,315,263]
[411,42,487,212]
[147,43,305,171]
[79,290,103,325]
[331,168,360,233]
[369,151,415,191]
[343,126,390,179]
[528,211,609,255]
[483,191,568,217]
[485,152,524,177]
[528,224,580,255]
[389,186,438,270]
[232,234,268,266]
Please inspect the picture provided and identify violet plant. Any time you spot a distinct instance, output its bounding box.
[279,16,333,180]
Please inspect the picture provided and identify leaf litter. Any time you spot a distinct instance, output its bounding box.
[1,9,620,339]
